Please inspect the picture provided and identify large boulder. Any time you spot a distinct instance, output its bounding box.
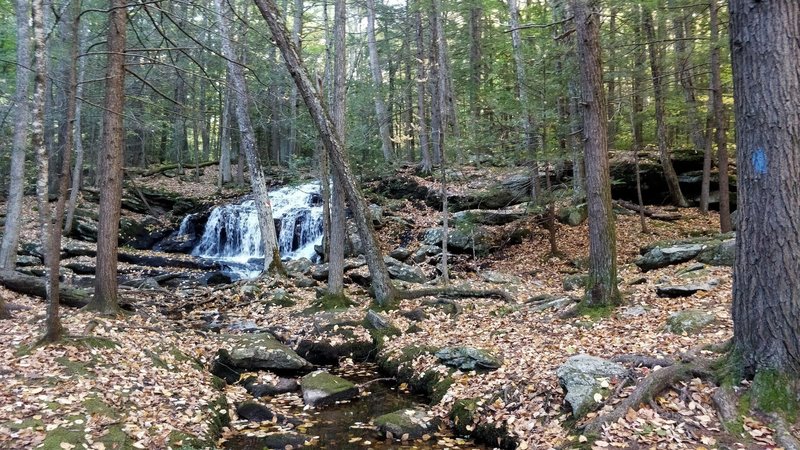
[422,227,492,256]
[635,244,706,272]
[215,333,312,375]
[665,309,715,334]
[373,408,436,440]
[384,256,426,283]
[453,209,524,226]
[656,280,717,298]
[300,371,359,407]
[435,347,502,371]
[558,205,588,227]
[696,238,735,266]
[556,354,628,419]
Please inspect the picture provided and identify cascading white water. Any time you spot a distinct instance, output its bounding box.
[190,182,323,278]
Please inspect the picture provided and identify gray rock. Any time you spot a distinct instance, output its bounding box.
[558,205,588,226]
[236,401,301,425]
[480,270,521,284]
[246,378,299,398]
[294,276,316,288]
[657,280,717,298]
[676,263,706,276]
[221,333,312,372]
[16,255,42,267]
[422,227,491,255]
[374,408,435,440]
[532,296,575,312]
[384,256,427,283]
[556,354,628,419]
[453,209,524,226]
[301,370,359,407]
[411,245,441,263]
[666,309,715,334]
[365,310,396,330]
[696,238,735,266]
[285,257,313,276]
[389,247,412,261]
[622,305,648,317]
[435,347,502,371]
[369,204,384,226]
[563,273,588,291]
[635,244,706,271]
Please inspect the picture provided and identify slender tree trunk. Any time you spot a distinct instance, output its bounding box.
[730,0,800,385]
[710,0,731,232]
[606,7,617,145]
[327,0,346,296]
[699,113,713,213]
[415,7,431,173]
[216,0,283,274]
[672,2,705,157]
[467,3,481,152]
[253,0,397,305]
[287,0,302,165]
[87,0,127,315]
[32,0,63,340]
[631,8,648,232]
[643,6,688,207]
[366,0,394,163]
[571,0,620,307]
[220,78,233,184]
[0,0,32,270]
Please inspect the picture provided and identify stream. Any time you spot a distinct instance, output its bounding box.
[177,182,485,449]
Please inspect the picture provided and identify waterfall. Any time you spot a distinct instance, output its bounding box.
[190,182,324,278]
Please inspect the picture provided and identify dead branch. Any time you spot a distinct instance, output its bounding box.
[612,354,676,368]
[614,199,682,221]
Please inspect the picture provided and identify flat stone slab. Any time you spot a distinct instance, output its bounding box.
[301,371,359,407]
[435,347,502,371]
[656,280,718,298]
[635,244,706,272]
[221,333,312,372]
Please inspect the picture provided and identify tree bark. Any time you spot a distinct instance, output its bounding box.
[220,78,233,184]
[0,270,90,308]
[87,0,127,315]
[366,0,394,163]
[643,6,688,207]
[730,0,800,378]
[710,0,731,232]
[508,0,537,193]
[0,0,33,270]
[327,0,346,296]
[415,6,431,174]
[216,0,283,274]
[64,26,87,235]
[631,7,648,232]
[253,0,397,305]
[571,0,620,307]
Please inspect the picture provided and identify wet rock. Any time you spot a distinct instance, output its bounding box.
[435,347,502,371]
[218,333,312,373]
[246,378,299,398]
[203,271,233,286]
[236,401,301,425]
[556,354,628,419]
[374,408,436,440]
[300,371,359,407]
[666,309,715,334]
[635,244,706,272]
[656,280,717,298]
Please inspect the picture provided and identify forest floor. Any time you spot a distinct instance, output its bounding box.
[0,166,784,449]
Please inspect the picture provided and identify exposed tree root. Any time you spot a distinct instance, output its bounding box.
[583,359,714,435]
[770,413,800,450]
[397,287,515,303]
[711,385,739,427]
[612,354,676,368]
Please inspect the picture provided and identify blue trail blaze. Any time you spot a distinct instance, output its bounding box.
[752,148,768,175]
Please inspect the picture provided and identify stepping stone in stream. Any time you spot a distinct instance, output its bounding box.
[300,371,359,407]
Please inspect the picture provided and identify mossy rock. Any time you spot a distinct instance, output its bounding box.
[305,292,357,313]
[300,371,359,407]
[451,397,517,449]
[665,309,715,334]
[373,408,436,440]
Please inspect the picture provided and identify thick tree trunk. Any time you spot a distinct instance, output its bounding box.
[571,0,620,307]
[87,0,127,315]
[710,0,731,232]
[366,0,394,163]
[0,0,32,270]
[253,0,397,305]
[730,0,800,379]
[216,0,283,274]
[643,7,688,207]
[327,0,347,296]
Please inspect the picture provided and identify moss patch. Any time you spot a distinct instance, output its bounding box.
[83,395,119,419]
[751,369,798,420]
[305,292,357,313]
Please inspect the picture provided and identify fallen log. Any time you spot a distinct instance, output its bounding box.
[117,252,221,271]
[398,287,515,303]
[614,199,682,221]
[0,269,90,308]
[126,160,219,177]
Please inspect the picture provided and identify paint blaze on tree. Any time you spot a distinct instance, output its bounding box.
[730,0,800,404]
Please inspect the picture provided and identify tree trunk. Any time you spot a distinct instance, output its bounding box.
[220,78,233,184]
[631,6,648,232]
[710,0,731,232]
[415,7,431,173]
[216,0,283,274]
[366,0,394,163]
[31,0,63,341]
[700,113,713,214]
[571,0,620,307]
[730,0,800,387]
[253,0,397,305]
[643,6,688,207]
[87,0,127,315]
[0,0,33,270]
[672,2,706,159]
[327,0,346,296]
[64,26,87,235]
[287,0,302,165]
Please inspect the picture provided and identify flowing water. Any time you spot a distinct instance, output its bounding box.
[190,182,324,278]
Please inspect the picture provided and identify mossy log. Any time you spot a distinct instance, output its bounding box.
[0,269,90,308]
[398,287,515,303]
